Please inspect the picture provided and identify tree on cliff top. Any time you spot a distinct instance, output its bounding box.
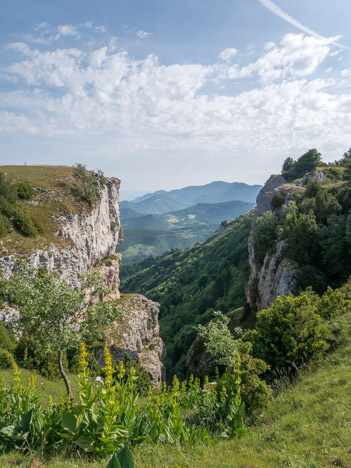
[0,267,115,402]
[282,149,322,181]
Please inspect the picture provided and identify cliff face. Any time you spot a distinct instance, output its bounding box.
[0,169,165,384]
[0,178,123,286]
[98,294,165,384]
[246,174,299,311]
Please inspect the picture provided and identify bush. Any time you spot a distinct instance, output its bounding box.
[271,192,285,210]
[0,172,17,203]
[253,211,279,267]
[15,181,34,199]
[0,213,7,237]
[0,348,15,369]
[243,290,331,380]
[15,336,68,380]
[0,195,41,237]
[0,323,16,353]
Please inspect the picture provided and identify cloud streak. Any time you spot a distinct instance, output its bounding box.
[258,0,351,50]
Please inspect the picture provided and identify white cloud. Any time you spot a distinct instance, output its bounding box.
[55,25,80,40]
[264,42,275,51]
[136,30,151,39]
[1,28,351,163]
[258,0,350,50]
[219,48,238,61]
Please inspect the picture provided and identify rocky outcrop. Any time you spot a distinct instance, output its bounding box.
[302,169,327,185]
[254,241,297,310]
[0,178,123,286]
[246,174,299,311]
[100,294,166,384]
[0,172,165,383]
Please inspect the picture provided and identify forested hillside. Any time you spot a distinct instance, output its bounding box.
[121,212,253,378]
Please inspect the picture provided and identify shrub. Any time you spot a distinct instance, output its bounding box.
[0,213,7,237]
[0,348,15,369]
[16,335,69,380]
[243,290,331,380]
[271,192,285,210]
[15,181,34,199]
[253,211,279,267]
[0,195,41,237]
[0,172,17,203]
[0,323,16,353]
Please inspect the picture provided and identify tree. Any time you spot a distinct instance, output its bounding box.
[253,211,279,267]
[73,163,105,208]
[197,311,241,368]
[0,267,116,402]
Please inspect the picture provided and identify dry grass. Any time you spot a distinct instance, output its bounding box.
[0,165,90,253]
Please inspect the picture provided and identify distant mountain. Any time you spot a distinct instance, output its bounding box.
[121,193,184,215]
[121,200,255,230]
[120,181,262,215]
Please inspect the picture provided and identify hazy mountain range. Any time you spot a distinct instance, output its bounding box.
[118,181,262,263]
[120,181,261,215]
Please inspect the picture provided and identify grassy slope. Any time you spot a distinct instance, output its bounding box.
[1,310,351,467]
[0,165,88,253]
[0,367,79,408]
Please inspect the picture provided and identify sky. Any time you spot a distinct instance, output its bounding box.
[1,0,351,193]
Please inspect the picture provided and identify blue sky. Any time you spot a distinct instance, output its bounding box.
[1,0,351,192]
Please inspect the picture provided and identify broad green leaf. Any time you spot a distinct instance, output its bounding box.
[21,409,33,433]
[61,411,76,433]
[117,446,134,468]
[0,425,15,436]
[75,434,93,451]
[106,453,122,468]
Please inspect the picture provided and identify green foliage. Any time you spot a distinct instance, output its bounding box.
[15,336,69,380]
[73,164,105,208]
[121,353,151,396]
[15,182,34,200]
[0,172,17,204]
[238,341,272,416]
[0,267,115,398]
[271,192,285,210]
[285,213,318,264]
[0,349,15,369]
[0,195,41,238]
[196,313,272,416]
[244,290,331,381]
[0,214,7,238]
[0,345,246,458]
[253,211,278,267]
[0,324,16,354]
[282,149,322,181]
[121,213,253,380]
[197,311,241,368]
[304,179,321,198]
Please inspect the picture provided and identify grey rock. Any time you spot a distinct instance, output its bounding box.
[99,294,166,384]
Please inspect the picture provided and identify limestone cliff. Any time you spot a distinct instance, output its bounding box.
[246,174,300,311]
[0,166,165,383]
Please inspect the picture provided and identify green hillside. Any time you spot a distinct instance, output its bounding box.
[117,224,217,263]
[121,212,253,378]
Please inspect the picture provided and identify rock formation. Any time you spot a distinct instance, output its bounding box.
[246,174,299,311]
[0,169,165,383]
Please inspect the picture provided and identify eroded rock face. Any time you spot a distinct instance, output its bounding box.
[0,178,123,286]
[0,176,165,383]
[246,174,298,311]
[99,294,166,384]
